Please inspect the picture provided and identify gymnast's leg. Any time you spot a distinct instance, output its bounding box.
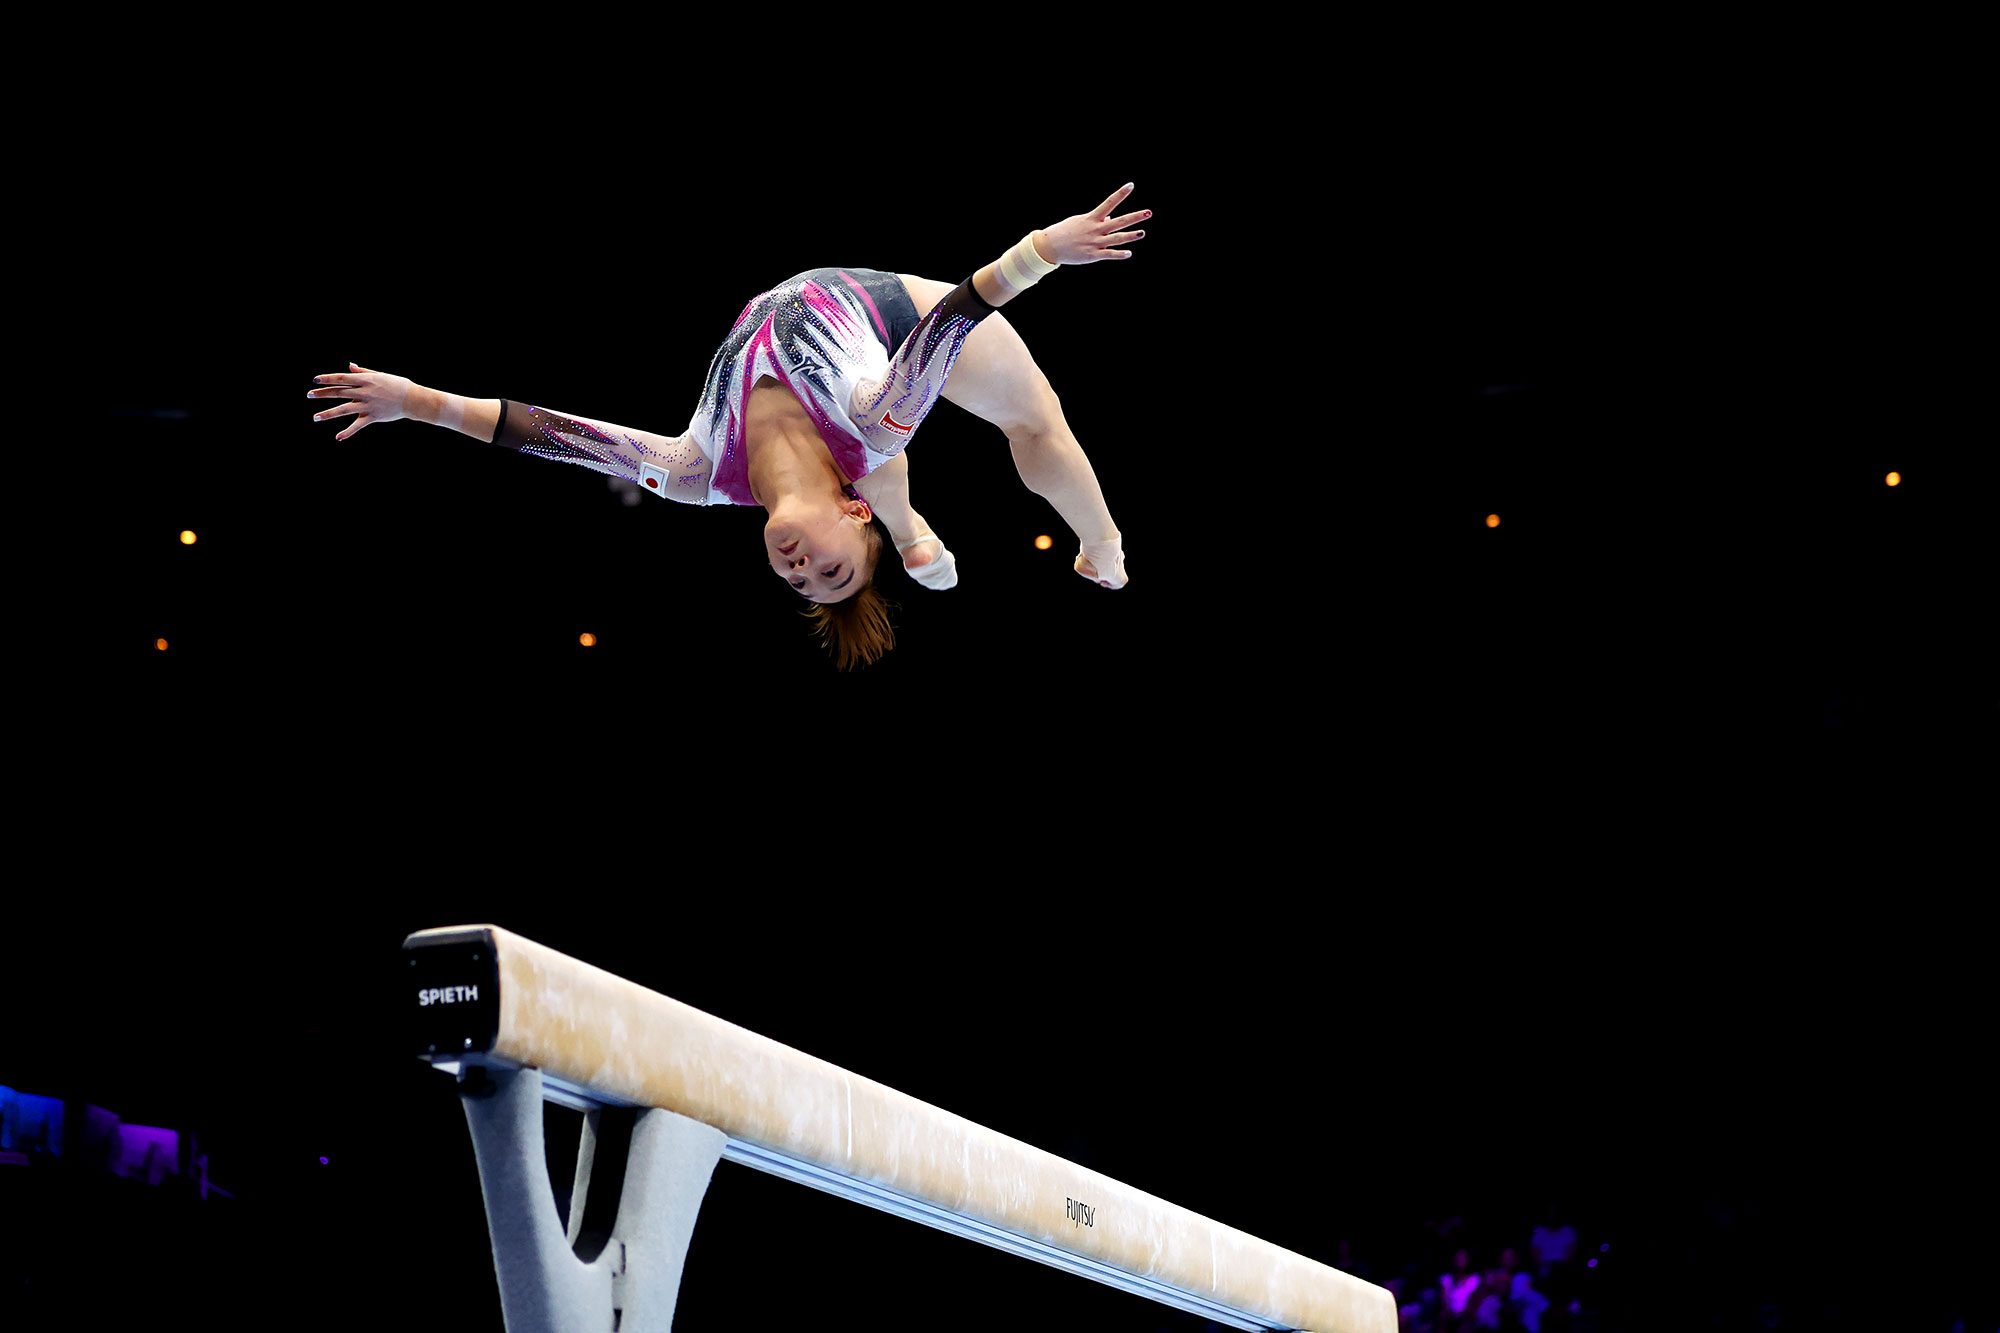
[896,274,1125,586]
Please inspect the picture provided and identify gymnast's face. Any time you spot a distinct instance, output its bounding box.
[765,497,872,604]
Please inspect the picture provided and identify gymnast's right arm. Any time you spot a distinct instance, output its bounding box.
[307,364,712,501]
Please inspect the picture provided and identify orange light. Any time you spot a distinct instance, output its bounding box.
[579,632,598,647]
[1486,514,1501,528]
[1034,534,1054,550]
[1885,472,1901,487]
[155,638,170,651]
[180,530,197,545]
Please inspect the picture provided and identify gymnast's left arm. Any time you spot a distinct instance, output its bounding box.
[854,184,1152,462]
[853,186,1147,588]
[307,363,711,501]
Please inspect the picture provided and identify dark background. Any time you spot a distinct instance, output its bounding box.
[17,20,1990,1333]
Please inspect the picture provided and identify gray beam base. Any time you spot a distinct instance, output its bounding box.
[459,1065,726,1333]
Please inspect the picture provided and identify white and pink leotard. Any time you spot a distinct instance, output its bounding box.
[487,267,993,505]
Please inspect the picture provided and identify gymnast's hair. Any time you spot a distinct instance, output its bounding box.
[801,515,898,671]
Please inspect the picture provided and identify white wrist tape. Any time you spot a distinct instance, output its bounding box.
[897,534,958,590]
[997,232,1059,294]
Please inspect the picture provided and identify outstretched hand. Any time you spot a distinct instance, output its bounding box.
[307,362,417,441]
[1038,184,1151,265]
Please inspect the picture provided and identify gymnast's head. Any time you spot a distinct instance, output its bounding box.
[763,493,896,670]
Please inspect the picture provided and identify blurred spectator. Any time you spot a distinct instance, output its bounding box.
[1472,1263,1511,1329]
[1509,1266,1552,1332]
[1441,1249,1481,1329]
[1384,1276,1416,1329]
[1413,1279,1442,1333]
[1530,1203,1577,1278]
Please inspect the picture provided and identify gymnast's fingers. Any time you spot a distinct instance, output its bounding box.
[1106,207,1152,231]
[333,414,372,441]
[1092,182,1136,218]
[1102,228,1146,246]
[312,401,356,424]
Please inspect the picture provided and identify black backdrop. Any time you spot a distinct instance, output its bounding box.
[21,20,1991,1332]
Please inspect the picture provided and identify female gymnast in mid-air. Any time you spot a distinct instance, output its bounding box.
[306,183,1149,668]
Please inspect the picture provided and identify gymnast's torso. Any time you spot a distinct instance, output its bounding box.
[740,376,846,504]
[693,267,958,507]
[489,267,992,507]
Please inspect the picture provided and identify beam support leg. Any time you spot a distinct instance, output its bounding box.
[460,1066,726,1332]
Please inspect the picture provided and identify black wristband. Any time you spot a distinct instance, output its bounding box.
[959,273,998,320]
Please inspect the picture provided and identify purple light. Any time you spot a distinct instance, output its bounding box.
[1600,1243,1609,1252]
[1587,1259,1598,1269]
[319,1156,329,1165]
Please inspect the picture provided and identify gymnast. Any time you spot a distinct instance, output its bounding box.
[306,184,1149,668]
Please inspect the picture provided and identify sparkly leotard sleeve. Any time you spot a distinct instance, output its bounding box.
[489,401,714,503]
[485,270,995,509]
[850,277,996,458]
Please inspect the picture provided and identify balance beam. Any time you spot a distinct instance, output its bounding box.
[405,924,1394,1333]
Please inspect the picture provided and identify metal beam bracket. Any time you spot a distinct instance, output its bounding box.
[458,1064,725,1333]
